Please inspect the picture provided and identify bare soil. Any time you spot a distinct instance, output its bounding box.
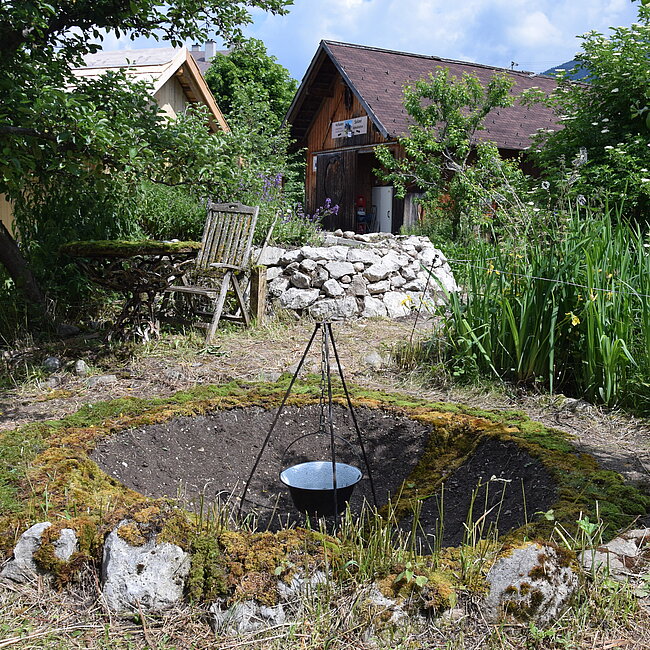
[90,403,557,545]
[2,315,650,489]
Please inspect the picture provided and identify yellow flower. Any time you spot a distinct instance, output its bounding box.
[487,262,494,274]
[606,272,613,279]
[566,312,580,326]
[590,291,597,301]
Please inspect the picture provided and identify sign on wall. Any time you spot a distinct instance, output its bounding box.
[332,116,367,139]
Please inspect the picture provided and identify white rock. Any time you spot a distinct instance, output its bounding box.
[290,271,311,289]
[279,288,320,310]
[322,279,345,298]
[300,259,318,273]
[484,543,577,625]
[277,570,327,601]
[363,351,384,370]
[210,600,286,634]
[279,249,303,265]
[401,264,419,281]
[390,275,407,289]
[403,278,426,291]
[0,522,51,583]
[333,229,344,237]
[353,262,365,273]
[101,525,190,615]
[342,230,356,239]
[325,261,355,279]
[54,529,78,561]
[362,296,388,318]
[340,275,352,284]
[383,292,411,318]
[367,280,391,294]
[254,246,285,266]
[312,267,329,288]
[309,297,359,320]
[347,249,380,265]
[268,277,290,297]
[74,360,89,377]
[383,250,410,269]
[87,374,118,388]
[349,276,368,296]
[363,262,394,282]
[266,266,283,281]
[301,245,348,262]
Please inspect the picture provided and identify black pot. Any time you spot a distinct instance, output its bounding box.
[280,461,362,517]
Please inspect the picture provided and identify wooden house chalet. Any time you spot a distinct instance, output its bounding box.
[0,46,229,234]
[286,41,561,233]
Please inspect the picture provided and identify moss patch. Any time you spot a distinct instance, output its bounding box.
[2,379,648,569]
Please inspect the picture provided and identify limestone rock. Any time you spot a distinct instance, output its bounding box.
[349,276,368,296]
[322,279,345,298]
[325,260,355,279]
[87,374,118,388]
[277,570,327,601]
[268,277,290,298]
[383,292,411,318]
[43,357,61,372]
[54,529,78,561]
[0,522,52,583]
[254,246,285,266]
[309,297,359,320]
[401,264,419,281]
[301,245,347,262]
[362,296,387,318]
[352,262,365,273]
[580,528,650,580]
[300,259,318,273]
[101,525,190,615]
[311,267,329,288]
[363,262,393,282]
[390,275,406,289]
[347,249,380,265]
[290,271,311,289]
[367,280,391,295]
[363,351,384,370]
[403,278,426,292]
[279,288,320,310]
[74,359,89,377]
[266,266,283,281]
[279,249,302,265]
[484,543,578,625]
[210,600,286,634]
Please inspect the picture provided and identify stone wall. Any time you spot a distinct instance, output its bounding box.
[253,231,458,320]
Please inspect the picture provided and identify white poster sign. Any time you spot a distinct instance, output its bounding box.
[332,116,367,139]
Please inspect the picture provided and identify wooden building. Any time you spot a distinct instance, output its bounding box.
[286,41,561,233]
[1,46,228,235]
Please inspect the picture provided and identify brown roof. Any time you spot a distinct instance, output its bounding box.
[288,41,561,151]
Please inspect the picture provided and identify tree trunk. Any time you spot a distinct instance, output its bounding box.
[0,220,50,326]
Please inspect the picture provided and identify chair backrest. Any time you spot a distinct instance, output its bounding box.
[195,202,259,272]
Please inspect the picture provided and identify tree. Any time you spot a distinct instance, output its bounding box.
[375,68,526,240]
[204,37,297,127]
[527,3,650,218]
[0,0,291,323]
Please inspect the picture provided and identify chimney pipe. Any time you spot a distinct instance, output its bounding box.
[191,43,201,52]
[204,40,216,60]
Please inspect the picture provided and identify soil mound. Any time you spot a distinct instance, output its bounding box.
[91,405,557,543]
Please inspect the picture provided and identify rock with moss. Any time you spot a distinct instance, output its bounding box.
[101,521,190,615]
[483,543,577,624]
[210,599,286,634]
[0,522,78,584]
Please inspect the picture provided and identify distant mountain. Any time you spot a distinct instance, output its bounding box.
[542,60,591,81]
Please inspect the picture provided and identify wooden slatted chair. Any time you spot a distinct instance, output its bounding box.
[164,201,259,342]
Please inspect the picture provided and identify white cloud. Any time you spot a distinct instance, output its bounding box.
[508,11,562,47]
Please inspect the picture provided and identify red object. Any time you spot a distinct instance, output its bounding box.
[356,195,366,209]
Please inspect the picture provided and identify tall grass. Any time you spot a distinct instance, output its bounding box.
[431,208,650,410]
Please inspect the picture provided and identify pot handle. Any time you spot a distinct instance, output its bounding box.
[280,431,362,472]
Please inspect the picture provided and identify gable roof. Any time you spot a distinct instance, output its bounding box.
[190,47,230,76]
[74,47,229,133]
[287,41,560,151]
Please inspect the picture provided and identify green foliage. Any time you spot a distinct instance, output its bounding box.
[205,37,298,126]
[427,207,650,411]
[526,4,650,219]
[376,68,527,240]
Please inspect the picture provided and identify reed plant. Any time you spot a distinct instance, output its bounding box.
[429,207,650,411]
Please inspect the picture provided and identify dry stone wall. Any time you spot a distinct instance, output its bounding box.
[253,231,458,320]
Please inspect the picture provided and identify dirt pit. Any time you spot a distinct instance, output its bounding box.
[91,405,557,546]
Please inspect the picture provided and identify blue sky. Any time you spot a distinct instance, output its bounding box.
[102,0,642,81]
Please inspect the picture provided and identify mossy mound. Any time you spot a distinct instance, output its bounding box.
[1,379,648,599]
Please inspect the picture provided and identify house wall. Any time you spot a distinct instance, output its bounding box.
[305,77,389,213]
[154,77,189,119]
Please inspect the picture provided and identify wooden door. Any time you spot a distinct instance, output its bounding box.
[315,150,356,231]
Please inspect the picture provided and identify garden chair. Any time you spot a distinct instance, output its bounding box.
[164,201,259,342]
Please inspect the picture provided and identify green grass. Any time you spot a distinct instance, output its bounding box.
[425,208,650,411]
